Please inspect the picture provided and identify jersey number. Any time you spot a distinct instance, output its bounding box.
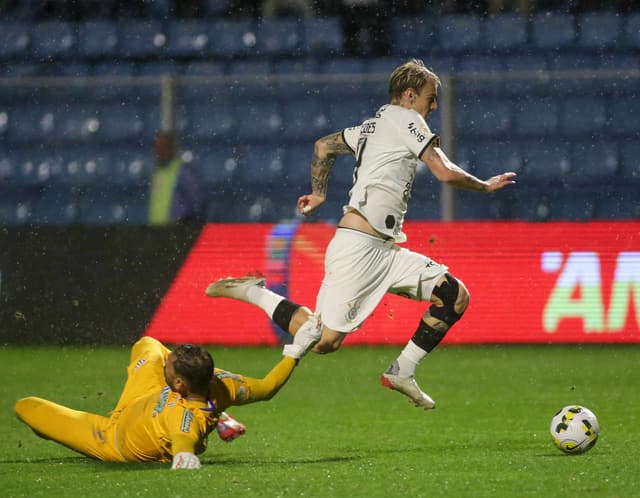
[353,137,367,185]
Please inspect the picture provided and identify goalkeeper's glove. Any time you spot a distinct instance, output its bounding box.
[283,315,321,360]
[216,412,246,442]
[171,452,201,470]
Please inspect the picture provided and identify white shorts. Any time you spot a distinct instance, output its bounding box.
[315,228,448,333]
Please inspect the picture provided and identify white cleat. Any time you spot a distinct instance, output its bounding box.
[205,275,266,302]
[381,373,436,410]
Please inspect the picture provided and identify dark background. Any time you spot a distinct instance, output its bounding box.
[0,225,201,344]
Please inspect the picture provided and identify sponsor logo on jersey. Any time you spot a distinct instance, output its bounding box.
[152,386,171,417]
[181,410,194,433]
[407,122,427,143]
[133,358,146,372]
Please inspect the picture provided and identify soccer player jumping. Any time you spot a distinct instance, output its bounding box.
[207,59,516,410]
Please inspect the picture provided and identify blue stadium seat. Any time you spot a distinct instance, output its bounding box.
[29,186,79,225]
[577,12,621,50]
[255,19,302,56]
[55,147,111,187]
[0,21,30,59]
[205,191,246,223]
[236,101,283,141]
[522,140,571,185]
[29,21,76,59]
[187,102,236,142]
[437,15,481,53]
[282,97,330,141]
[208,19,256,57]
[623,12,640,49]
[594,188,640,219]
[0,106,10,143]
[482,14,528,51]
[302,17,344,55]
[471,140,523,179]
[406,187,441,221]
[11,148,64,186]
[329,154,356,188]
[119,20,167,58]
[611,96,640,135]
[560,96,607,137]
[64,104,144,144]
[110,148,153,186]
[531,13,576,50]
[513,98,559,136]
[568,141,619,186]
[77,20,119,58]
[77,187,148,225]
[454,99,511,137]
[166,20,213,57]
[189,145,239,186]
[0,189,31,226]
[455,190,507,220]
[553,191,596,221]
[326,97,375,130]
[55,105,100,143]
[236,144,285,186]
[0,149,17,183]
[9,105,57,144]
[390,17,437,56]
[506,191,553,221]
[619,142,640,183]
[283,143,313,189]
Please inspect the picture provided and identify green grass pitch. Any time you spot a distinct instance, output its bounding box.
[1,344,639,497]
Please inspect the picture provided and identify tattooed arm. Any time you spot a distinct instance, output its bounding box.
[297,131,354,215]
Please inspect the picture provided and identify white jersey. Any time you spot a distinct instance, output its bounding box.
[342,104,438,243]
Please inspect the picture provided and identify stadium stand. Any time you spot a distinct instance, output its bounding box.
[0,7,638,225]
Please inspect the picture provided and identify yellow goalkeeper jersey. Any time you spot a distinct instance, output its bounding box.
[111,337,295,463]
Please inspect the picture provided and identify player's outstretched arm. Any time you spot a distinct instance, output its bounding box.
[421,144,516,193]
[298,131,353,215]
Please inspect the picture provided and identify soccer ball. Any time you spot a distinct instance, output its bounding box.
[549,405,599,455]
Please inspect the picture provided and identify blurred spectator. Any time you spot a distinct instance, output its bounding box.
[148,132,205,225]
[340,0,390,57]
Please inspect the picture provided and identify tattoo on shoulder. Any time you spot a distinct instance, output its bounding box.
[321,132,352,155]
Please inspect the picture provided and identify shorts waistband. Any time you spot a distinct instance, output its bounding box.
[336,226,395,244]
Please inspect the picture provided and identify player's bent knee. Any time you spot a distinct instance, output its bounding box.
[429,273,468,326]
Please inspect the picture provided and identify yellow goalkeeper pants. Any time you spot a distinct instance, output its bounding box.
[14,397,125,462]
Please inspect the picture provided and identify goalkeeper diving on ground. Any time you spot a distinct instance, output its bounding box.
[14,286,320,470]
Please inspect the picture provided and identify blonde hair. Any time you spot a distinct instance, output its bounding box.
[388,59,440,100]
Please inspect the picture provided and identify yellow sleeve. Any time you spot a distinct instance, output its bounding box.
[212,357,297,408]
[168,407,208,456]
